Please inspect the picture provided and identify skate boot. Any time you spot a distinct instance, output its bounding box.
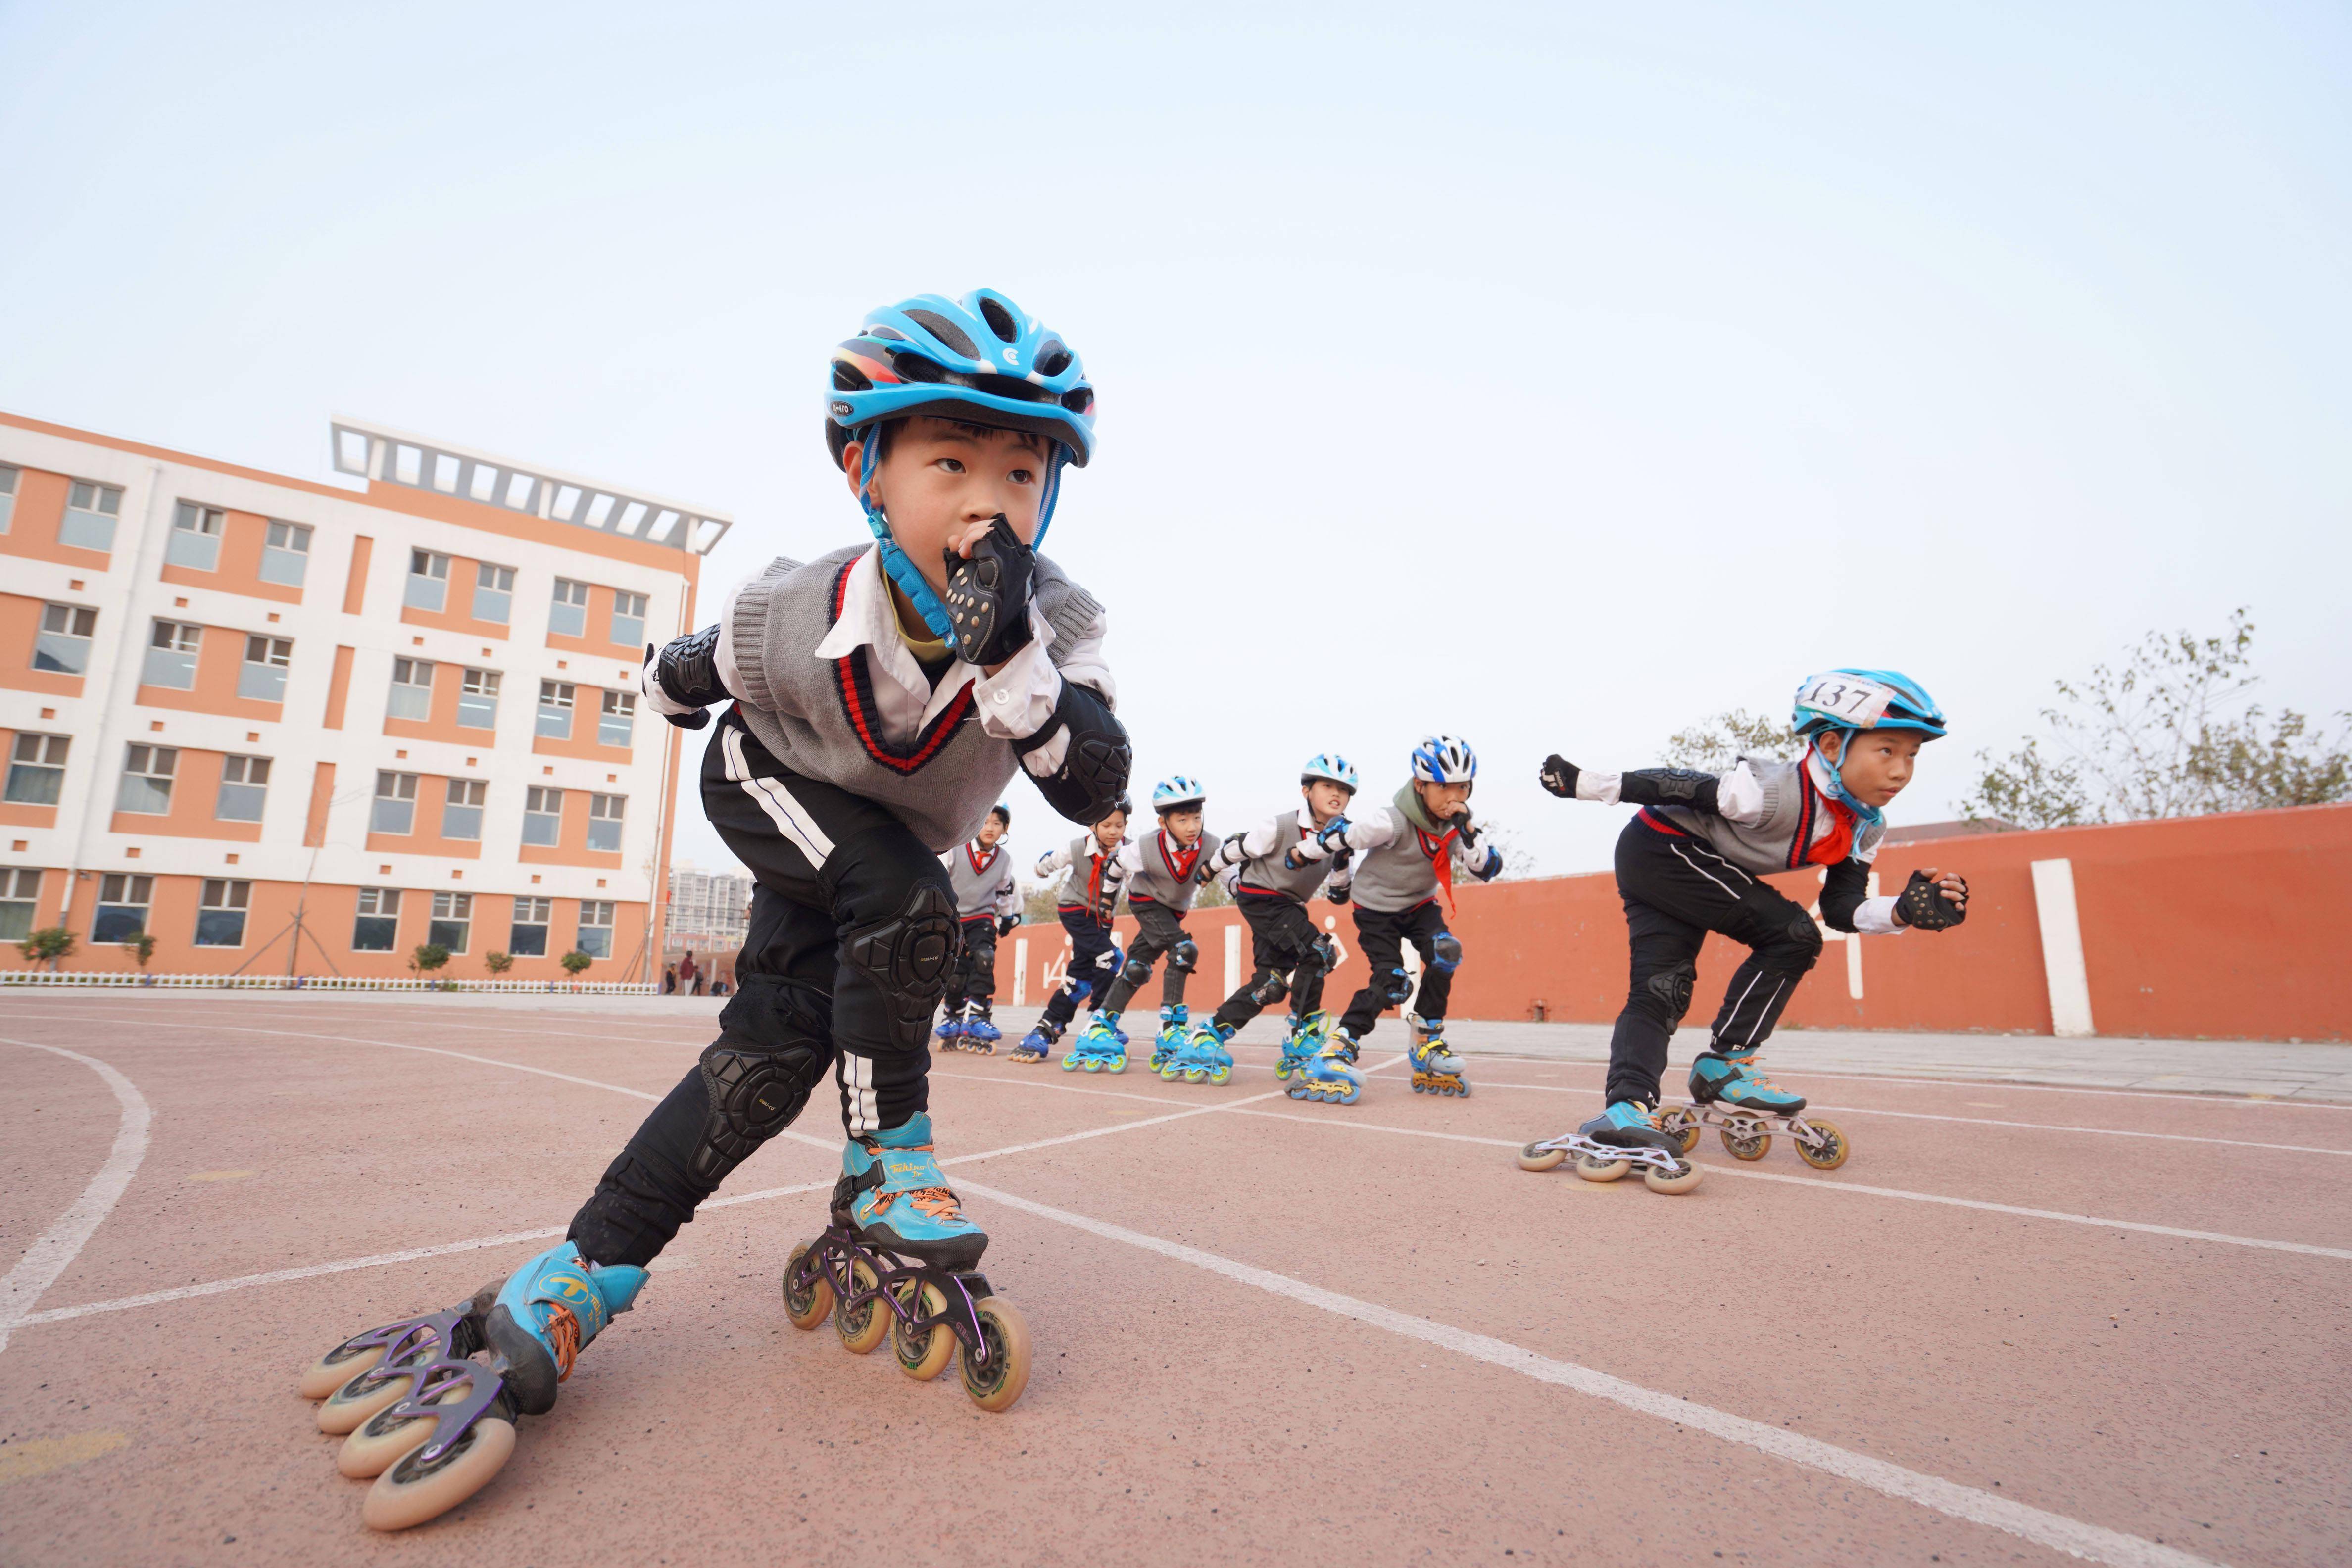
[1167,1020,1234,1085]
[838,1113,988,1269]
[1290,1014,1362,1105]
[1516,1101,1701,1193]
[1688,1050,1806,1112]
[1148,1005,1189,1073]
[934,1010,966,1051]
[961,1006,1002,1053]
[1274,1012,1318,1081]
[1010,1019,1060,1064]
[1063,1013,1128,1074]
[1668,1050,1847,1169]
[1406,1013,1468,1098]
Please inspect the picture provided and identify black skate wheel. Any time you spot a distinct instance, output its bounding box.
[959,1296,1031,1413]
[1720,1128,1772,1161]
[361,1417,515,1531]
[783,1242,835,1332]
[892,1281,955,1381]
[1517,1141,1567,1172]
[1794,1117,1849,1171]
[835,1258,890,1354]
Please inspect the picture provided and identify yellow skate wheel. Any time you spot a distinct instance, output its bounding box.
[1658,1109,1701,1156]
[301,1339,392,1401]
[835,1259,890,1354]
[892,1281,956,1381]
[317,1366,419,1435]
[1795,1117,1850,1171]
[959,1296,1032,1413]
[361,1416,515,1531]
[1517,1141,1568,1172]
[1208,1064,1231,1085]
[782,1242,834,1332]
[1106,1054,1127,1075]
[1644,1158,1704,1195]
[1720,1127,1772,1161]
[1061,1056,1079,1072]
[338,1372,480,1478]
[1575,1153,1631,1183]
[1159,1064,1180,1081]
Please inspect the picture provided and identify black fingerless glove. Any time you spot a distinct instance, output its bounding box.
[940,513,1036,667]
[648,627,730,729]
[997,914,1021,937]
[1894,870,1968,930]
[1539,755,1580,798]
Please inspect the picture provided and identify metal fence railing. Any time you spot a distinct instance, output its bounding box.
[0,971,658,994]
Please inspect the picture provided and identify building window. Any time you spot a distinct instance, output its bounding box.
[598,689,635,748]
[611,591,647,648]
[61,479,122,551]
[196,879,251,947]
[523,786,563,846]
[34,603,97,674]
[261,520,312,586]
[117,745,177,814]
[167,501,226,571]
[509,896,551,957]
[474,562,515,625]
[217,755,271,821]
[93,873,153,943]
[588,793,626,853]
[429,891,472,953]
[0,463,16,533]
[5,734,69,805]
[405,549,450,612]
[373,770,418,834]
[458,667,500,729]
[0,867,42,941]
[144,620,202,689]
[353,887,401,951]
[443,777,486,840]
[388,657,434,720]
[576,899,616,959]
[240,635,293,702]
[536,681,575,740]
[549,578,588,637]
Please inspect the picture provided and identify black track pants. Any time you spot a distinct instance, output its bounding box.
[1211,895,1329,1031]
[1605,816,1823,1108]
[569,713,958,1268]
[943,916,998,1014]
[1339,899,1452,1039]
[1097,900,1194,1015]
[1038,907,1119,1033]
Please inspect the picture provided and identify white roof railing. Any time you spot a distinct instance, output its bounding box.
[330,416,732,555]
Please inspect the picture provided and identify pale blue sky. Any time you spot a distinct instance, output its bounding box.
[4,2,2346,875]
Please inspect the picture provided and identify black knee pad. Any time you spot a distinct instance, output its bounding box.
[1643,961,1698,1024]
[1247,970,1289,1007]
[1168,938,1198,974]
[1381,966,1414,1005]
[1299,932,1338,979]
[1430,932,1463,974]
[1779,913,1826,970]
[693,1040,827,1182]
[1118,953,1154,989]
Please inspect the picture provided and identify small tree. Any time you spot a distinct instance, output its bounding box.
[1661,709,1799,773]
[560,950,593,978]
[410,942,450,977]
[128,932,157,970]
[483,951,514,975]
[1468,819,1542,880]
[19,926,74,971]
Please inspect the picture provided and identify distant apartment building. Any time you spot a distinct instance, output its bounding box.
[0,410,730,978]
[664,863,751,958]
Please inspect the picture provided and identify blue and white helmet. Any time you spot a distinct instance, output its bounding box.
[1151,775,1206,812]
[1300,753,1358,792]
[1409,734,1478,784]
[1790,670,1947,743]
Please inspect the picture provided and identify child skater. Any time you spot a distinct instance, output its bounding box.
[1526,669,1968,1191]
[1015,796,1132,1065]
[937,802,1021,1053]
[1183,753,1362,1101]
[1074,776,1223,1076]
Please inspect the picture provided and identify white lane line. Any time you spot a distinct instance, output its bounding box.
[956,1179,2218,1568]
[0,1041,154,1356]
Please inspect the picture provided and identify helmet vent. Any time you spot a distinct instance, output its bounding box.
[1035,340,1072,376]
[905,309,980,360]
[865,325,908,342]
[1061,388,1093,413]
[891,350,948,384]
[972,373,1048,404]
[978,296,1020,343]
[831,361,873,392]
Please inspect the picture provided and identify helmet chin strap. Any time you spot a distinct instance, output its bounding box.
[854,423,957,641]
[1812,732,1886,828]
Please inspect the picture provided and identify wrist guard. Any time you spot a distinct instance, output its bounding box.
[1895,870,1967,930]
[997,914,1021,937]
[1449,812,1478,847]
[1618,769,1720,814]
[649,625,731,729]
[1015,680,1132,826]
[939,514,1036,667]
[1538,755,1580,798]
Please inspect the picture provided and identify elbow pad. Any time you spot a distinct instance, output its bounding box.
[1819,859,1869,933]
[650,626,732,729]
[1618,768,1720,814]
[1016,681,1132,826]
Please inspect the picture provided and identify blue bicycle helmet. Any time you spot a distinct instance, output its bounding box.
[1301,753,1359,792]
[1410,735,1478,785]
[1152,776,1206,812]
[1791,669,1946,826]
[825,289,1098,637]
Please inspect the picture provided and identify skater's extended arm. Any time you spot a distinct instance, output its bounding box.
[1539,756,1768,824]
[1820,861,1969,934]
[642,623,735,730]
[1033,844,1075,879]
[1205,817,1283,875]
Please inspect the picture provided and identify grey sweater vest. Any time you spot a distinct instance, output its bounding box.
[1651,755,1886,876]
[948,843,1014,919]
[1053,834,1117,911]
[1127,829,1221,913]
[1350,805,1465,913]
[729,544,1105,853]
[1236,810,1328,902]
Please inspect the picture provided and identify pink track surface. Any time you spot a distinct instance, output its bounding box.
[2,999,2347,1568]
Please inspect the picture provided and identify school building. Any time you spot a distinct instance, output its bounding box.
[0,409,729,980]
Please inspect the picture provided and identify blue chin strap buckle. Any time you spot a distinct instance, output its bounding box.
[851,421,1076,644]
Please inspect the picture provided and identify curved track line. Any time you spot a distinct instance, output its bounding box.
[959,1179,2221,1568]
[0,1040,153,1357]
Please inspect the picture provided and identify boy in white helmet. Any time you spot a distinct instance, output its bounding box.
[937,803,1021,1052]
[1298,735,1503,1097]
[1076,776,1223,1077]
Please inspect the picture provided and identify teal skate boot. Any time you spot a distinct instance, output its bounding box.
[1274,1012,1318,1081]
[482,1240,648,1416]
[1290,1013,1362,1104]
[1167,1020,1234,1085]
[1406,1013,1468,1098]
[839,1113,987,1269]
[1670,1049,1847,1168]
[1064,1012,1128,1074]
[1148,1005,1189,1074]
[1688,1049,1806,1113]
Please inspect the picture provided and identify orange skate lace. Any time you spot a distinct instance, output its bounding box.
[545,1303,582,1382]
[869,1142,965,1223]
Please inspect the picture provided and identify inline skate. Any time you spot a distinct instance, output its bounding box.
[1273,1011,1318,1081]
[933,1010,966,1050]
[781,1113,1030,1412]
[1288,1013,1362,1105]
[1655,1050,1847,1169]
[1405,1012,1468,1097]
[1164,1020,1234,1085]
[1063,1012,1128,1074]
[960,1004,1002,1053]
[1147,1005,1188,1074]
[1010,1019,1060,1064]
[1519,1101,1702,1193]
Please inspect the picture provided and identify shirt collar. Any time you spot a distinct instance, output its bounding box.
[813,545,977,725]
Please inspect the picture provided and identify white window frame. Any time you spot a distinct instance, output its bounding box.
[610,590,648,647]
[5,733,70,806]
[442,777,487,841]
[388,657,435,721]
[239,634,293,703]
[216,754,271,822]
[167,501,226,571]
[537,680,575,741]
[93,873,152,943]
[117,744,177,815]
[428,890,473,954]
[473,561,516,625]
[34,603,97,675]
[372,770,419,835]
[62,479,122,550]
[195,878,252,947]
[405,548,451,612]
[549,577,589,637]
[458,667,501,730]
[0,866,40,942]
[353,887,402,952]
[587,792,626,853]
[509,895,552,957]
[598,688,636,748]
[143,620,202,690]
[576,899,617,959]
[522,785,564,846]
[261,519,312,586]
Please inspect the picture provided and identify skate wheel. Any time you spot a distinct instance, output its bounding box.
[835,1259,890,1355]
[1061,1056,1079,1072]
[1720,1128,1772,1161]
[1659,1109,1701,1156]
[892,1281,956,1382]
[317,1366,419,1435]
[1794,1117,1850,1171]
[959,1296,1032,1413]
[1409,1080,1424,1094]
[1209,1065,1231,1085]
[361,1416,515,1531]
[1517,1141,1568,1172]
[300,1339,392,1401]
[1576,1153,1631,1183]
[783,1241,835,1332]
[1158,1065,1179,1081]
[338,1372,480,1478]
[1643,1158,1704,1195]
[1107,1055,1126,1075]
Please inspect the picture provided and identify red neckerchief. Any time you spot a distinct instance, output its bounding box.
[1790,766,1858,867]
[1415,822,1461,916]
[1156,830,1200,883]
[965,842,1000,876]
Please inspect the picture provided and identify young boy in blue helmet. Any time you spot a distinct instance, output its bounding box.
[384,291,1130,1423]
[1299,735,1503,1097]
[1078,776,1222,1076]
[937,803,1021,1053]
[1534,669,1969,1177]
[1183,754,1363,1101]
[1016,797,1133,1065]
